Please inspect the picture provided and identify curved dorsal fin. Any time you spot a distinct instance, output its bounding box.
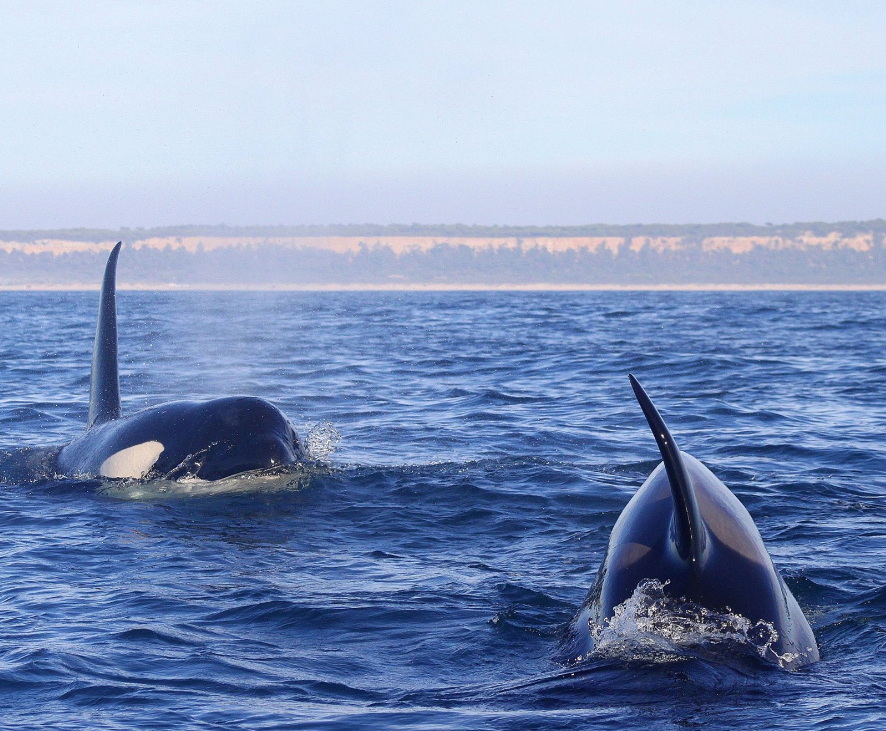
[628,374,705,563]
[87,242,122,429]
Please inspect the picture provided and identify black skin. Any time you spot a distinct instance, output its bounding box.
[55,242,305,482]
[58,396,303,481]
[567,454,819,669]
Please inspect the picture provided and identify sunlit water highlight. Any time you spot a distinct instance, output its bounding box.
[0,291,884,729]
[584,579,797,668]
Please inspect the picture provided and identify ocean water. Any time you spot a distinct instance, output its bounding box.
[0,290,884,729]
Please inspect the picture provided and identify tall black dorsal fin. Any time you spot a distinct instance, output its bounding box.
[629,374,705,563]
[87,242,122,429]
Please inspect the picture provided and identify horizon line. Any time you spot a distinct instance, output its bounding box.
[3,283,886,293]
[3,218,886,235]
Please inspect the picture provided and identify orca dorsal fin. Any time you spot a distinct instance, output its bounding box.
[87,242,122,429]
[629,374,705,563]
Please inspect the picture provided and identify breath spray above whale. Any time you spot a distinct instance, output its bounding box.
[55,242,304,481]
[569,375,818,669]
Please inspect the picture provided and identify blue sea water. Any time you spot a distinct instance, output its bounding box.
[0,290,884,729]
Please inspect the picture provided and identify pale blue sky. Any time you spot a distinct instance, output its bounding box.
[1,1,884,227]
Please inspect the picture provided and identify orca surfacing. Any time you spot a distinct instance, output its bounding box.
[569,375,819,669]
[56,243,304,481]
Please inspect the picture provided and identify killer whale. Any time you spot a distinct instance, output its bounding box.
[55,242,304,481]
[568,375,818,669]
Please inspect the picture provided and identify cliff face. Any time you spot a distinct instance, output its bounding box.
[2,225,886,287]
[0,231,883,257]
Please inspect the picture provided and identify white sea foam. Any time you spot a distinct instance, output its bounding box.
[589,579,800,668]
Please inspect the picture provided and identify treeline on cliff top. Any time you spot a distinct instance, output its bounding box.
[2,220,886,243]
[5,238,886,285]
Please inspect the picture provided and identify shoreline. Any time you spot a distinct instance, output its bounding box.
[3,282,886,292]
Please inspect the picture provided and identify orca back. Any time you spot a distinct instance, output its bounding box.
[571,376,819,668]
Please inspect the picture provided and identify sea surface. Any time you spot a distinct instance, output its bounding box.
[0,290,884,729]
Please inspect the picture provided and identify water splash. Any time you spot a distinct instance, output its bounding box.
[99,468,314,500]
[304,421,341,461]
[589,579,799,668]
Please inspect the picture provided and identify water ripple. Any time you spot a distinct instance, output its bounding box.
[0,291,884,728]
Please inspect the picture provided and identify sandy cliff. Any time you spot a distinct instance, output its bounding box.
[1,232,883,257]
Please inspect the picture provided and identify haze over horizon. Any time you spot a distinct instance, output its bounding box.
[2,1,884,229]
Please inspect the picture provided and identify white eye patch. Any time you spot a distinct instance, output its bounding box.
[100,441,165,479]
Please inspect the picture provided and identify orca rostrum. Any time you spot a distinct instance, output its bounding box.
[568,375,819,669]
[56,243,304,481]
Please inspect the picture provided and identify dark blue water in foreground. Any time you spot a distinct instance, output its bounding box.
[1,291,885,729]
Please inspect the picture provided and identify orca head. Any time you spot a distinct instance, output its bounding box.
[189,396,303,480]
[71,244,306,483]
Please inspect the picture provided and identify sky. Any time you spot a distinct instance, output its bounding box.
[1,1,884,228]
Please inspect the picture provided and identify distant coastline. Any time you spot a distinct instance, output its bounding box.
[3,221,886,288]
[4,283,886,292]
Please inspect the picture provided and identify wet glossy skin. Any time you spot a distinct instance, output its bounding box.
[58,396,303,480]
[571,454,819,668]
